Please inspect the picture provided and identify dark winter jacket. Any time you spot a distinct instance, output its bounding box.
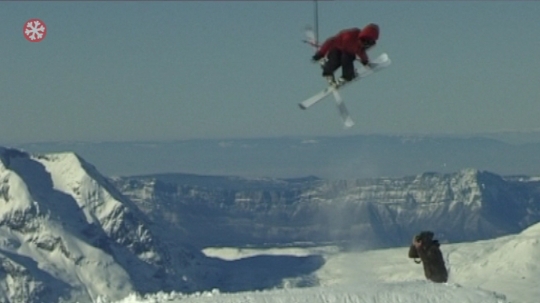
[409,239,448,283]
[315,23,379,65]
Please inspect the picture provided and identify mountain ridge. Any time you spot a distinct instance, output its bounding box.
[0,148,212,303]
[114,168,540,248]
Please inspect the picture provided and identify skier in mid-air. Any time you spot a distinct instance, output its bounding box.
[311,23,380,85]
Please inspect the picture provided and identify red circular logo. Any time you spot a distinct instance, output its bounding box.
[23,18,47,42]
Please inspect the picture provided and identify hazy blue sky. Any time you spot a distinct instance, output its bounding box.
[1,1,539,144]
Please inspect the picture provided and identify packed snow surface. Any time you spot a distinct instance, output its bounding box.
[98,223,540,303]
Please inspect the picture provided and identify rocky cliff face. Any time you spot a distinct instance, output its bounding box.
[113,170,540,248]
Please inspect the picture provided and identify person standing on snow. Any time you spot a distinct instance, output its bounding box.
[311,23,380,85]
[408,231,449,283]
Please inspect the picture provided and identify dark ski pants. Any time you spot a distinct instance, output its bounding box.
[322,49,356,81]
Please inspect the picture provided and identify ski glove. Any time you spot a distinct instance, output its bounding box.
[312,52,324,62]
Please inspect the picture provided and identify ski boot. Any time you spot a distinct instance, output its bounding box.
[324,75,338,87]
[337,70,359,86]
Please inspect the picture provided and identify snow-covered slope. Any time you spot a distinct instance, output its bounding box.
[105,282,508,303]
[316,222,540,303]
[107,222,540,303]
[0,148,210,303]
[447,222,540,303]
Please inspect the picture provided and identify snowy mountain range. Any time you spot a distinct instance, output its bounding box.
[113,169,540,248]
[1,146,539,303]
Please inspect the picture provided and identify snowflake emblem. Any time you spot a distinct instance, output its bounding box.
[23,18,47,42]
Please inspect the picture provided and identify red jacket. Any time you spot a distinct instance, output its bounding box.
[316,24,379,65]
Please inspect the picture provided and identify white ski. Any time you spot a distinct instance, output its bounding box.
[299,52,391,110]
[298,85,336,110]
[331,88,354,128]
[297,80,354,127]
